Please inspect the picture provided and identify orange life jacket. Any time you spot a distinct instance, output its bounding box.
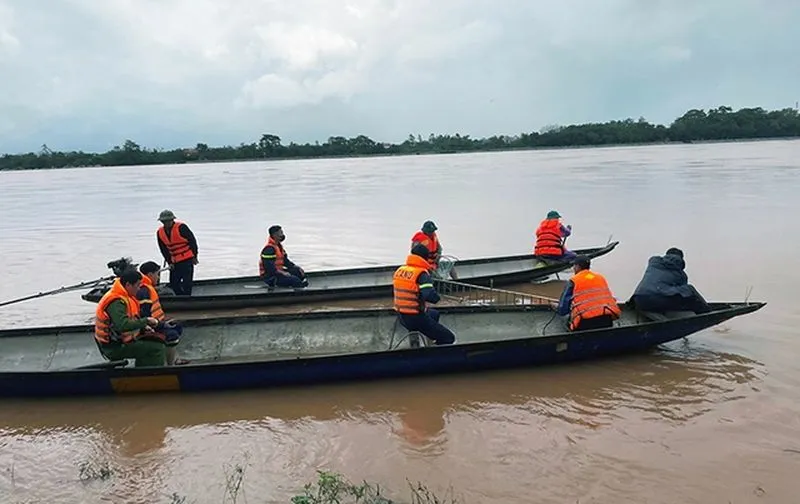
[139,274,166,321]
[411,230,440,267]
[258,237,286,277]
[157,220,195,264]
[534,218,564,256]
[392,254,432,315]
[568,269,621,331]
[95,278,141,344]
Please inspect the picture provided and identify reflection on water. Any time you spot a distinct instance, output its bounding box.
[1,140,798,503]
[0,346,766,503]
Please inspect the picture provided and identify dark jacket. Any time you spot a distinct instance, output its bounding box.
[632,254,694,299]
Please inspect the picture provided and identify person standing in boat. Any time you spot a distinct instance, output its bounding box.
[94,268,166,367]
[629,247,712,314]
[555,255,621,331]
[259,225,308,289]
[156,209,198,296]
[392,244,457,346]
[137,261,189,365]
[534,210,576,261]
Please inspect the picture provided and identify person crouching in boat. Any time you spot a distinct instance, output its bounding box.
[411,220,442,269]
[534,210,576,261]
[555,255,621,331]
[94,268,166,367]
[137,261,189,365]
[392,244,457,346]
[259,225,308,289]
[629,247,712,314]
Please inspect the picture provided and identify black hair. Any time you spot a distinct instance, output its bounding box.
[268,225,282,236]
[139,261,161,275]
[119,268,142,286]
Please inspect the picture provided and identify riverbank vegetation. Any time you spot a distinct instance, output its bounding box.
[2,105,799,171]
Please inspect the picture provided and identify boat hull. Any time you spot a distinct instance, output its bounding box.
[0,300,764,398]
[79,242,620,311]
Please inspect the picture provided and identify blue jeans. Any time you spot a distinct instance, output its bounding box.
[398,308,456,345]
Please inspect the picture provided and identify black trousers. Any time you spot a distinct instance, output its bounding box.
[573,314,614,331]
[170,260,194,295]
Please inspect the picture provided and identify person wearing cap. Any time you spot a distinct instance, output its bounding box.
[136,261,190,365]
[259,225,308,289]
[555,255,621,331]
[534,210,576,261]
[94,268,165,367]
[629,247,711,314]
[156,209,198,296]
[392,244,456,346]
[411,220,443,269]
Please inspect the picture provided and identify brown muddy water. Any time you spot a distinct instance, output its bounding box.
[0,140,799,503]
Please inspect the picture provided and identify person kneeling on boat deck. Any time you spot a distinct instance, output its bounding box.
[392,244,456,346]
[259,225,308,289]
[137,261,189,365]
[555,255,621,331]
[629,247,712,314]
[534,210,576,261]
[94,268,166,367]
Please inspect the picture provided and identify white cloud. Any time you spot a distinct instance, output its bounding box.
[0,0,798,153]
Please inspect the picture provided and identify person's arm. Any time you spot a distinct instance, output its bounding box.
[282,251,297,270]
[560,223,572,238]
[556,280,574,316]
[179,223,198,257]
[106,299,149,332]
[156,232,171,264]
[136,287,153,318]
[261,245,281,276]
[417,272,440,304]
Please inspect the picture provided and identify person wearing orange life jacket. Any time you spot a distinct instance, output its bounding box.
[555,255,621,331]
[156,209,198,296]
[136,261,190,366]
[411,220,443,269]
[392,244,456,346]
[259,225,308,289]
[534,210,576,261]
[94,268,165,367]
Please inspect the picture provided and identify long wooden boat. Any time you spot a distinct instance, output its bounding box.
[0,298,764,398]
[80,242,620,311]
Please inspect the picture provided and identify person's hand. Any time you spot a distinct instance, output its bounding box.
[193,257,199,265]
[146,317,159,326]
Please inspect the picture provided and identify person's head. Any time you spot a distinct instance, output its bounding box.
[546,210,561,220]
[139,261,161,284]
[421,220,437,235]
[572,255,591,273]
[268,225,285,242]
[665,247,684,259]
[411,244,430,260]
[158,209,176,225]
[119,268,142,296]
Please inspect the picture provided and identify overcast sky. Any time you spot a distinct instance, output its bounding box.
[0,0,798,154]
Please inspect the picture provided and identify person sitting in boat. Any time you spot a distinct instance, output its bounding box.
[392,244,457,346]
[411,220,443,270]
[534,210,576,261]
[259,225,309,289]
[629,247,712,314]
[555,255,621,331]
[94,268,166,367]
[137,261,190,365]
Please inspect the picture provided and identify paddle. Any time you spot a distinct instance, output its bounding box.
[0,275,116,308]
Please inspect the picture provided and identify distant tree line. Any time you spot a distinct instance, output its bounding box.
[2,105,799,171]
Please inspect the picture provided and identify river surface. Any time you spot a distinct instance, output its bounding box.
[0,140,799,503]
